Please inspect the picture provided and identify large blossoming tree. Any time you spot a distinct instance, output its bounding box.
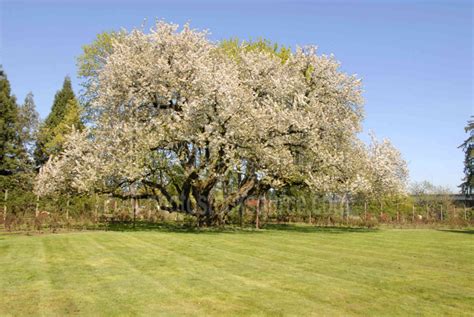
[35,21,407,225]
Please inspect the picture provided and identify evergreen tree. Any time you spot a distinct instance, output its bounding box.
[35,76,83,166]
[459,116,474,195]
[0,66,26,176]
[44,98,83,155]
[18,92,39,158]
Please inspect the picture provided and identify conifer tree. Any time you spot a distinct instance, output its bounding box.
[0,66,25,176]
[460,116,474,195]
[35,76,83,166]
[18,92,39,158]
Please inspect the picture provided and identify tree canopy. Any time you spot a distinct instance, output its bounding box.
[35,22,408,225]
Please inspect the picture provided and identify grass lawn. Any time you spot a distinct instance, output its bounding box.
[0,225,473,316]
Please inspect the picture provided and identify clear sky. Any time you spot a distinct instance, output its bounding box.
[1,0,472,191]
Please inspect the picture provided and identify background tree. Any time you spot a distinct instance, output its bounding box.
[220,37,291,63]
[365,133,409,212]
[34,77,83,166]
[0,67,33,195]
[0,66,26,177]
[43,98,83,157]
[459,116,473,195]
[77,30,125,120]
[18,92,39,159]
[410,181,453,219]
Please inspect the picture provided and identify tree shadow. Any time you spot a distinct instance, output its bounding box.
[437,229,474,235]
[105,221,261,234]
[262,223,378,234]
[104,221,377,234]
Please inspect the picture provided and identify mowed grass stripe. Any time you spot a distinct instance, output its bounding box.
[255,230,473,275]
[0,237,45,315]
[261,228,472,260]
[149,229,470,289]
[108,233,342,315]
[92,233,228,316]
[0,228,472,316]
[136,233,355,310]
[131,230,472,315]
[255,229,474,274]
[82,230,474,314]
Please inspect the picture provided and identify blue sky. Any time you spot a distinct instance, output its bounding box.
[1,0,472,191]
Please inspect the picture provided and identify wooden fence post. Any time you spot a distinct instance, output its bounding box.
[3,189,7,225]
[135,198,139,225]
[396,202,400,223]
[346,198,350,219]
[131,197,137,228]
[412,205,415,222]
[256,196,260,229]
[440,205,443,221]
[94,194,98,222]
[239,201,244,228]
[66,197,70,221]
[35,194,39,218]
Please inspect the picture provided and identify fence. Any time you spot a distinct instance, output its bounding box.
[1,190,473,232]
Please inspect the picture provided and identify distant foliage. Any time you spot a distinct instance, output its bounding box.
[220,38,291,63]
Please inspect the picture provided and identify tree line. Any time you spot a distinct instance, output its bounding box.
[0,67,84,227]
[1,69,83,178]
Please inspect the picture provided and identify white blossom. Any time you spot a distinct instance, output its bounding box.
[35,21,408,223]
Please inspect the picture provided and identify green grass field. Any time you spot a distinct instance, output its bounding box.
[0,225,473,316]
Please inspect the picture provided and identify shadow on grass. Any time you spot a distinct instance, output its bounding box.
[262,223,378,234]
[105,221,378,234]
[106,221,263,234]
[437,229,474,235]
